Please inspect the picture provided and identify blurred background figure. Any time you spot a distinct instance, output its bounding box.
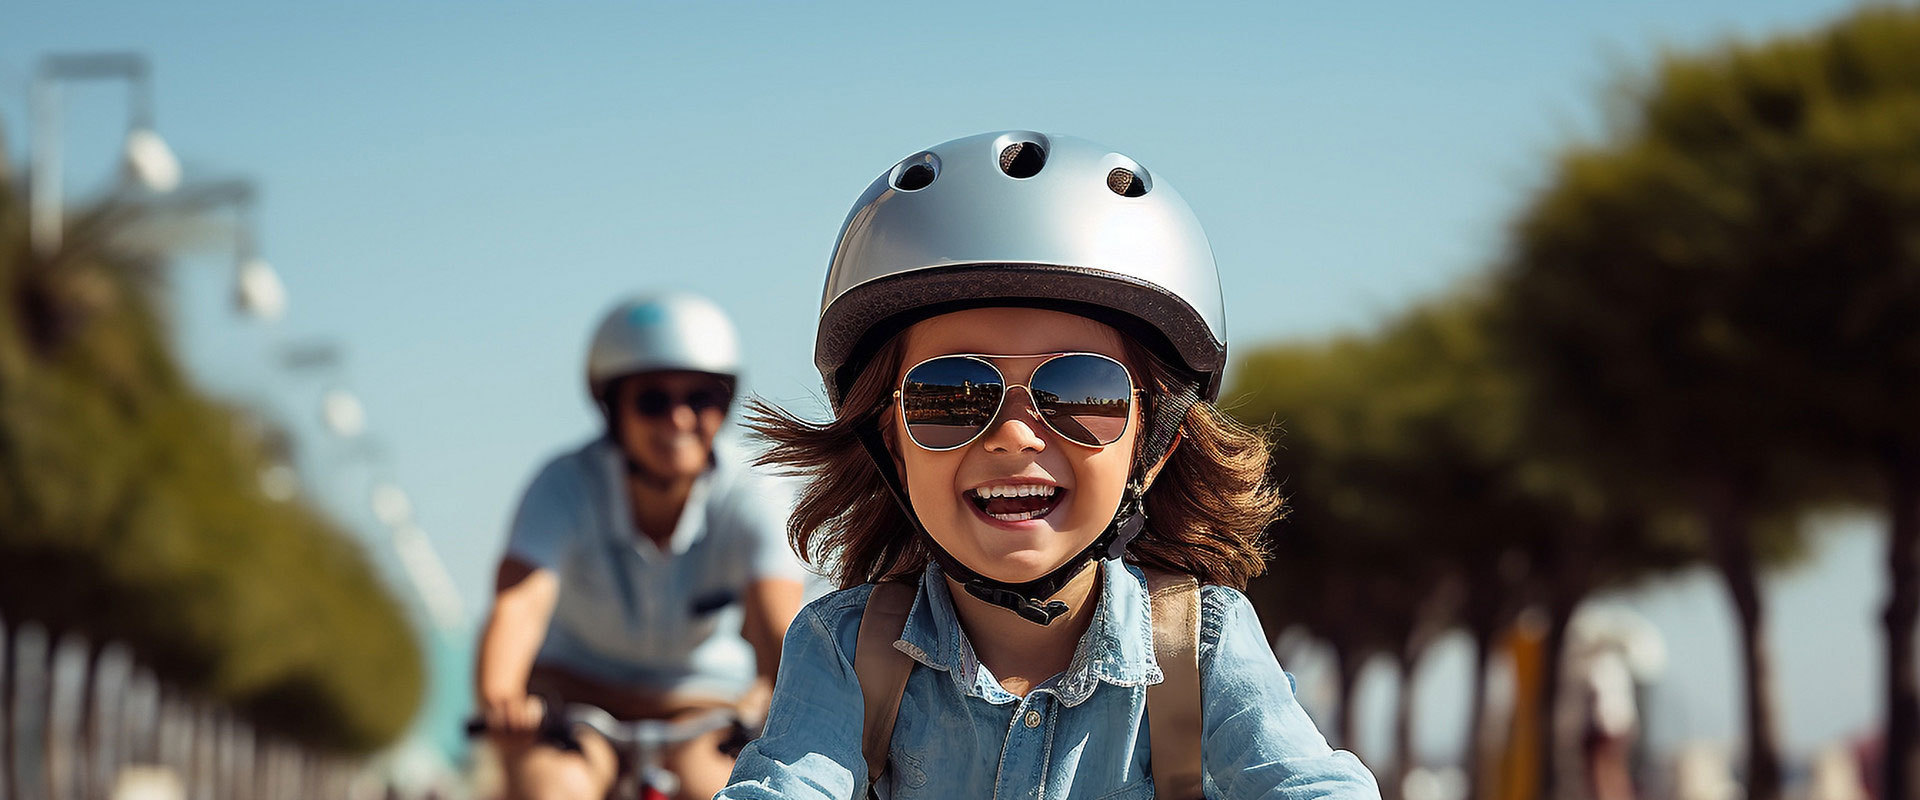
[474,293,805,800]
[1566,607,1667,800]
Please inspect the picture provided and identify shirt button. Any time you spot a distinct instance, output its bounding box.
[1023,710,1042,728]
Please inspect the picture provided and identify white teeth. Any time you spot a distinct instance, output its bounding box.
[971,484,1057,499]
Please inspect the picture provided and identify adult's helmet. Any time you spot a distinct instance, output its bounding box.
[816,130,1226,405]
[586,292,741,403]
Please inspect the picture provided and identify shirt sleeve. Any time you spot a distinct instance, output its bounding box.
[717,591,871,799]
[1200,586,1382,800]
[728,469,810,584]
[503,457,588,571]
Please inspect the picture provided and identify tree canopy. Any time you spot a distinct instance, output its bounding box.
[0,178,423,753]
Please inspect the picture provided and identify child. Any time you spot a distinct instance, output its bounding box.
[720,132,1379,799]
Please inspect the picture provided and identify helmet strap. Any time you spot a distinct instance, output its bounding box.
[853,382,1196,626]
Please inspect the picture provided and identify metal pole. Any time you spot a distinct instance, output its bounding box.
[27,52,168,258]
[29,74,63,256]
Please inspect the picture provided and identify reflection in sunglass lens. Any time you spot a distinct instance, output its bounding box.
[1030,354,1133,446]
[901,357,1004,450]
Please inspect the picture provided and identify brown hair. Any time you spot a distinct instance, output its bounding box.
[744,332,1282,590]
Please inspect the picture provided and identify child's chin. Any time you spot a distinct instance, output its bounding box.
[962,547,1087,585]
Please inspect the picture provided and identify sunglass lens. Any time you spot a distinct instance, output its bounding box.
[1031,355,1133,446]
[633,387,730,418]
[686,389,730,412]
[634,389,673,417]
[901,357,1004,449]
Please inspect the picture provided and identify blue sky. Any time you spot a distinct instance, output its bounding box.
[4,0,1880,768]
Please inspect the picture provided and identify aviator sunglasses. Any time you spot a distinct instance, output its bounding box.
[895,352,1138,451]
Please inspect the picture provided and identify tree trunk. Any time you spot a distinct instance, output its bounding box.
[1885,451,1920,800]
[1703,478,1783,800]
[1391,651,1418,800]
[1535,592,1579,800]
[1466,624,1495,800]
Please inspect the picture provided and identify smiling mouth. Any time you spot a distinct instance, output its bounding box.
[966,484,1065,523]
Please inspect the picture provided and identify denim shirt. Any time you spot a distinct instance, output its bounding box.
[720,558,1379,800]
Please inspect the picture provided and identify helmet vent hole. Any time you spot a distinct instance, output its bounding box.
[999,142,1046,179]
[889,153,941,192]
[895,163,936,191]
[1107,168,1148,197]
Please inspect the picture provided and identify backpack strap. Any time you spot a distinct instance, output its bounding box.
[855,580,916,793]
[1143,567,1203,800]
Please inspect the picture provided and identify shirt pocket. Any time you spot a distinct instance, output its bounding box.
[689,587,739,616]
[875,752,925,794]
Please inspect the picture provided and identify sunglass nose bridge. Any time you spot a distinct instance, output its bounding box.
[1002,384,1045,420]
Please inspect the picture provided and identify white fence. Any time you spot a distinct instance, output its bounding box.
[2,616,370,800]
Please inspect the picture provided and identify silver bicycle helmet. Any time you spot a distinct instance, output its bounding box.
[818,132,1227,625]
[587,292,741,404]
[817,130,1226,406]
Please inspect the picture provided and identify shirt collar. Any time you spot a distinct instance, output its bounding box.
[893,557,1163,707]
[592,438,712,558]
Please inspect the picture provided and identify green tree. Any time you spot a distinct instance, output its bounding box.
[1626,10,1920,798]
[1485,9,1920,787]
[0,158,424,752]
[1237,296,1698,800]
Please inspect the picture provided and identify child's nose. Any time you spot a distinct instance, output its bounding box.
[981,387,1047,453]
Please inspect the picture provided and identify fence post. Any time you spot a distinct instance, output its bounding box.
[158,690,192,794]
[232,717,254,800]
[90,643,133,800]
[123,667,160,770]
[210,712,232,800]
[189,702,214,798]
[12,621,49,800]
[255,739,277,800]
[48,632,89,800]
[1,615,11,800]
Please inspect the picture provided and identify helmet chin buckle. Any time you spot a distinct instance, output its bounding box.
[963,581,1070,625]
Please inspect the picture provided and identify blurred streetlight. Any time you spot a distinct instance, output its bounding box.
[30,52,182,257]
[233,229,288,321]
[320,388,367,438]
[184,179,289,322]
[123,127,181,193]
[370,482,413,528]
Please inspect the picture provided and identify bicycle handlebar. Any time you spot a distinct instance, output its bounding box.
[466,701,759,754]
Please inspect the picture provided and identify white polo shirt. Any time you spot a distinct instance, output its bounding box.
[503,437,806,698]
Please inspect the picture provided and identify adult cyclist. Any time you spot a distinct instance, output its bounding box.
[476,293,807,800]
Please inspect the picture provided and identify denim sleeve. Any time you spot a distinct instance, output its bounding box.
[718,589,871,800]
[1200,586,1381,800]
